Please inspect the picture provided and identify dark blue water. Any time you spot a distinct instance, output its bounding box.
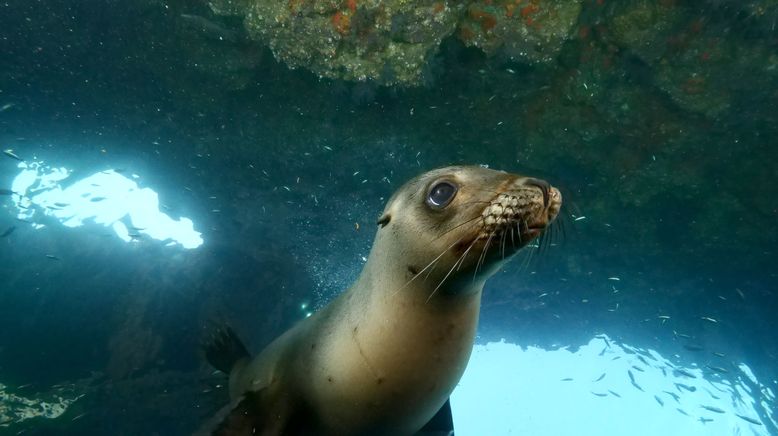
[1,1,776,434]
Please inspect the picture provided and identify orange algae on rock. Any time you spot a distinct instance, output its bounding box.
[209,0,581,85]
[519,0,541,25]
[469,7,498,32]
[288,0,301,14]
[457,0,582,63]
[458,24,476,41]
[332,11,351,35]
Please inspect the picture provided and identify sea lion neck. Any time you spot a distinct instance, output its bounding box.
[351,228,489,308]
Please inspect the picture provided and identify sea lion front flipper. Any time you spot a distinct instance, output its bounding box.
[203,324,250,374]
[210,389,298,436]
[211,390,263,436]
[416,398,454,436]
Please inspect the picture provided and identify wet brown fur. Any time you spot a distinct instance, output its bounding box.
[208,166,562,435]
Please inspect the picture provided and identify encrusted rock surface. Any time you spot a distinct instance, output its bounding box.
[207,0,582,85]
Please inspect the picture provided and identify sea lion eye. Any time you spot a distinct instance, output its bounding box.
[427,181,457,209]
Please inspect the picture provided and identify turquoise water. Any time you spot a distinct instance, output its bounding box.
[1,1,776,434]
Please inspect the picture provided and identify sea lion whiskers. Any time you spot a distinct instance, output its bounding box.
[456,238,478,273]
[518,227,537,273]
[432,213,484,243]
[425,237,480,303]
[422,260,438,282]
[558,215,567,243]
[500,227,509,260]
[548,209,569,248]
[516,225,539,273]
[509,220,516,250]
[546,224,555,252]
[538,219,562,256]
[536,226,548,257]
[419,225,480,285]
[474,229,498,280]
[546,221,557,249]
[390,231,474,298]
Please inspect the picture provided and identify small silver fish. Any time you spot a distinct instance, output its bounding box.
[700,405,725,414]
[674,368,696,378]
[675,382,696,392]
[71,412,88,421]
[663,391,680,403]
[2,149,22,161]
[628,370,644,391]
[706,365,729,374]
[735,414,762,425]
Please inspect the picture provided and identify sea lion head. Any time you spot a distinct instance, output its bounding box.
[375,165,562,296]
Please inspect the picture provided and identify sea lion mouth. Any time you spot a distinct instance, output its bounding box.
[469,180,562,257]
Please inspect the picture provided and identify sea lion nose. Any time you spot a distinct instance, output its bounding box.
[524,178,550,207]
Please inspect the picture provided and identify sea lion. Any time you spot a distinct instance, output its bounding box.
[202,165,562,435]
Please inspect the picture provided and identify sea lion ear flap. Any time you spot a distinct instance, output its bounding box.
[377,213,391,228]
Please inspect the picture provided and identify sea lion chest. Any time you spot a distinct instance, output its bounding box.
[300,284,481,434]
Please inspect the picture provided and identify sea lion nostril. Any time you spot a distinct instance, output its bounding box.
[524,178,550,207]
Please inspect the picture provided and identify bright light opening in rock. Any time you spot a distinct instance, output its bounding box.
[9,160,203,249]
[452,335,775,435]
